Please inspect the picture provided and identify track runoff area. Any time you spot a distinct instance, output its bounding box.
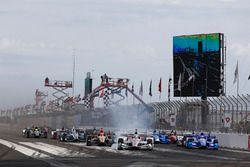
[0,128,250,167]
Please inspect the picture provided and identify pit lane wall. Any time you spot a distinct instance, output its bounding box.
[212,132,250,150]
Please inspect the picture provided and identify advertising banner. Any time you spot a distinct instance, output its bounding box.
[224,113,232,128]
[170,114,176,127]
[248,135,250,150]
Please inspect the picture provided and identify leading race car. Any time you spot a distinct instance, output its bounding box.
[22,127,48,138]
[117,130,154,150]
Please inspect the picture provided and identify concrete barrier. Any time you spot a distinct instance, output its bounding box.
[213,133,249,150]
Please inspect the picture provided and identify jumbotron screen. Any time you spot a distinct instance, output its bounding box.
[173,33,224,97]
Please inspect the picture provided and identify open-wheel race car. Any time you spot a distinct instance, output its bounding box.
[22,126,48,138]
[152,130,170,144]
[117,130,154,150]
[177,132,219,150]
[58,127,85,142]
[86,128,114,146]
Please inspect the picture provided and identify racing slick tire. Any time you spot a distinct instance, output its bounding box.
[60,136,64,142]
[147,139,153,151]
[26,131,30,138]
[147,139,153,145]
[117,138,124,150]
[86,136,92,146]
[44,132,48,138]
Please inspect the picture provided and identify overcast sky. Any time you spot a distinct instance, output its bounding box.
[1,0,250,109]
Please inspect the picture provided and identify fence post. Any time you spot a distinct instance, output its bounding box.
[239,95,248,133]
[233,95,243,125]
[208,98,217,131]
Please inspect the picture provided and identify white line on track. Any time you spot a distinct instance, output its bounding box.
[0,139,80,167]
[154,147,238,160]
[19,142,94,157]
[0,139,50,159]
[68,143,158,158]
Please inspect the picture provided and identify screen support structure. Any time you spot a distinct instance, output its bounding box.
[201,33,226,130]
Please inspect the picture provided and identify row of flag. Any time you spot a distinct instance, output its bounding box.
[232,60,250,84]
[98,77,173,98]
[136,77,172,98]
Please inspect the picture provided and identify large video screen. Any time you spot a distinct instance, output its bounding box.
[173,33,223,97]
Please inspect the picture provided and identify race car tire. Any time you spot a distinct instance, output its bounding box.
[86,136,92,146]
[60,137,64,142]
[118,138,123,144]
[26,132,30,138]
[86,140,91,146]
[117,143,123,150]
[147,139,153,145]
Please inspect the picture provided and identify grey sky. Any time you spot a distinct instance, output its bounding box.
[1,0,250,109]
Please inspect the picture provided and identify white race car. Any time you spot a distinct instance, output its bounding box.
[117,133,154,150]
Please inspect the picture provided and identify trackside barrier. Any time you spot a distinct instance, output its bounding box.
[212,132,249,150]
[178,130,250,150]
[248,135,250,149]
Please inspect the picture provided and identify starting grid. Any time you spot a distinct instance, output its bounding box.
[0,138,249,160]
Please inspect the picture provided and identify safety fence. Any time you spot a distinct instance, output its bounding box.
[149,95,250,134]
[1,95,250,134]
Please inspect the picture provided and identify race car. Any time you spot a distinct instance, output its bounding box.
[196,133,207,148]
[117,132,154,150]
[22,127,48,138]
[86,128,114,146]
[77,129,85,142]
[51,129,64,139]
[176,135,184,146]
[59,127,85,142]
[183,133,219,149]
[206,136,219,150]
[185,137,199,149]
[168,130,177,143]
[152,131,170,144]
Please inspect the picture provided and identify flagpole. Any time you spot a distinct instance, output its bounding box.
[132,83,135,105]
[180,73,182,101]
[233,60,239,126]
[158,78,162,102]
[72,48,76,97]
[180,86,181,101]
[237,67,239,123]
[168,78,171,102]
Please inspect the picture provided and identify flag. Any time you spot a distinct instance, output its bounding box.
[233,61,238,84]
[177,73,182,91]
[131,83,134,92]
[158,78,162,93]
[100,87,104,97]
[168,77,172,102]
[139,81,143,96]
[149,80,152,96]
[248,75,250,80]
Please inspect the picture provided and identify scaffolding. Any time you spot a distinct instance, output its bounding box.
[44,77,72,111]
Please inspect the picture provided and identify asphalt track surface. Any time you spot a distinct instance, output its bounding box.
[0,127,250,167]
